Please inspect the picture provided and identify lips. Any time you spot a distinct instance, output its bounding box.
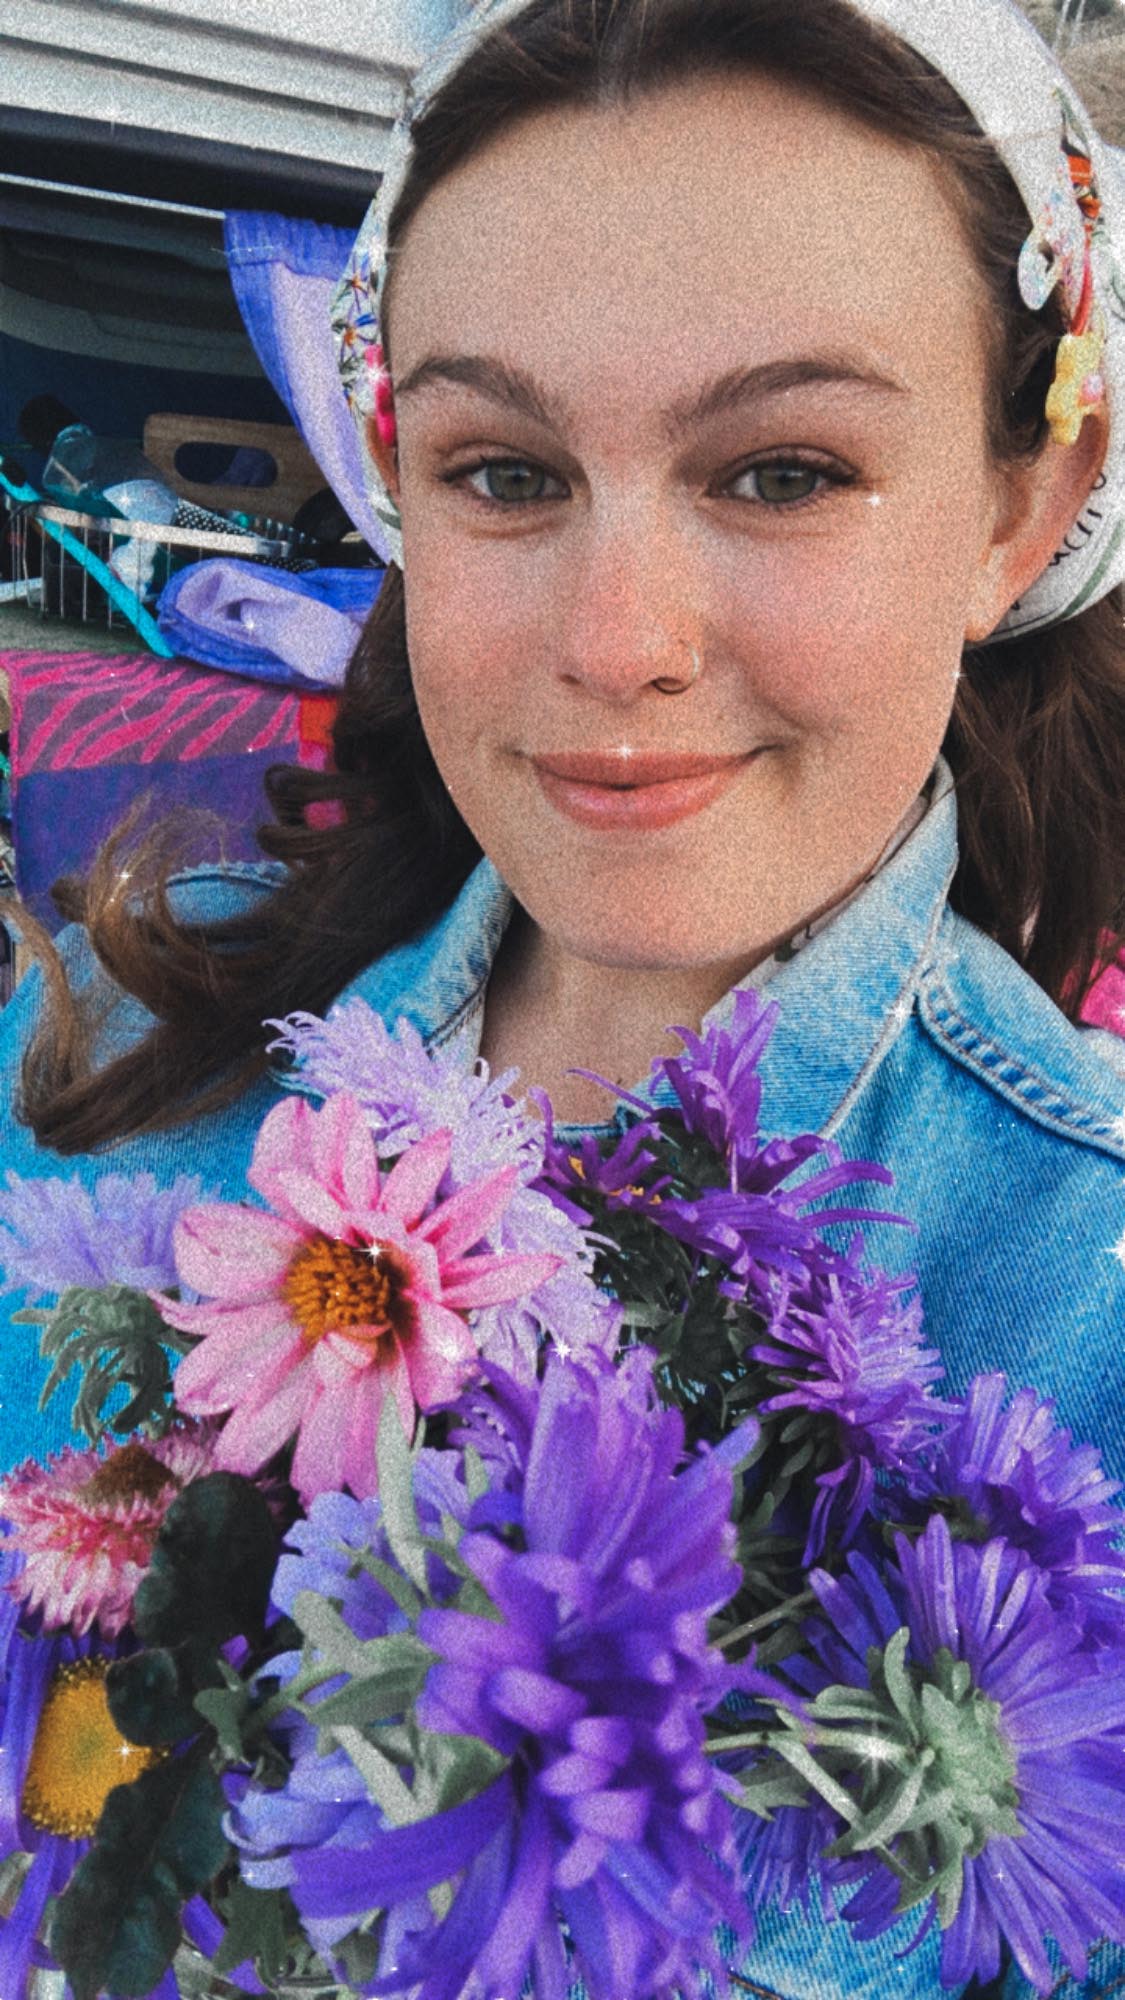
[529,748,758,831]
[530,750,745,787]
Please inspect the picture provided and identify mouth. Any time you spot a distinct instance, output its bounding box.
[528,748,762,831]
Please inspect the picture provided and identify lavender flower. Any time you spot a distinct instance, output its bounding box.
[910,1372,1125,1648]
[285,1351,755,2000]
[775,1516,1125,1993]
[268,1000,538,1177]
[0,1170,206,1304]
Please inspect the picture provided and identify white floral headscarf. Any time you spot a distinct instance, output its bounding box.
[331,0,1125,642]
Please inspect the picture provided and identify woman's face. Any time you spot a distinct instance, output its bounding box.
[379,75,1038,973]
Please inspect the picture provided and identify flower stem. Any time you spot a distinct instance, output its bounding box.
[716,1590,816,1648]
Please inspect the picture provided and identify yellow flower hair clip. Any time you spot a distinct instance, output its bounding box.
[1046,312,1107,447]
[1019,112,1108,448]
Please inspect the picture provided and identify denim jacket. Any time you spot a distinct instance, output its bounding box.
[1,775,1124,2000]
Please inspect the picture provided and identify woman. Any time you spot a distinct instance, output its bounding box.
[1,0,1124,1990]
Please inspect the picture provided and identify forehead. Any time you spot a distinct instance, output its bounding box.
[388,72,988,398]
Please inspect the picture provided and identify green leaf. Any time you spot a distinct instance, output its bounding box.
[133,1473,278,1650]
[106,1647,206,1748]
[375,1396,428,1592]
[288,1600,434,1726]
[50,1751,229,2000]
[331,1724,423,1824]
[193,1681,254,1765]
[211,1877,291,1982]
[34,1284,189,1443]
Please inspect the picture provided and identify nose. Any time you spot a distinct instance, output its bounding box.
[554,497,701,703]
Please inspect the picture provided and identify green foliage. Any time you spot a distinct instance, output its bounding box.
[211,1877,292,1984]
[133,1473,278,1651]
[20,1283,194,1442]
[107,1643,216,1749]
[748,1627,1020,1931]
[50,1750,229,2000]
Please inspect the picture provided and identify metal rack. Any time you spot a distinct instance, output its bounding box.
[2,495,317,655]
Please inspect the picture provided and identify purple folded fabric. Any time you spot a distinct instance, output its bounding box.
[157,560,384,687]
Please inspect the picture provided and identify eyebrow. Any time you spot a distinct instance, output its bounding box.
[391,350,910,440]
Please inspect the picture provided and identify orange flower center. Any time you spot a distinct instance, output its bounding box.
[21,1656,165,1839]
[283,1233,411,1349]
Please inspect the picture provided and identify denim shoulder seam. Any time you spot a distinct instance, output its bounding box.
[917,964,1125,1161]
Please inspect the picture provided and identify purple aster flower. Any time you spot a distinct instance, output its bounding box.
[750,1245,949,1559]
[649,992,902,1214]
[909,1372,1125,1649]
[287,1351,755,2000]
[0,1169,207,1305]
[534,1099,671,1221]
[784,1516,1125,1993]
[0,1540,179,1999]
[735,1794,838,1923]
[650,988,782,1174]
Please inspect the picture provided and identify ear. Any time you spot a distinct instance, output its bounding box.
[963,406,1109,643]
[364,414,401,505]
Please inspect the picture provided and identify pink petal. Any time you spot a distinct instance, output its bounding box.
[173,1317,304,1411]
[380,1128,452,1228]
[247,1096,317,1220]
[440,1251,563,1310]
[289,1379,350,1502]
[342,1379,382,1501]
[408,1304,479,1408]
[172,1205,297,1303]
[214,1353,313,1474]
[383,1338,418,1440]
[269,1169,351,1241]
[411,1298,479,1365]
[417,1166,518,1261]
[309,1092,382,1212]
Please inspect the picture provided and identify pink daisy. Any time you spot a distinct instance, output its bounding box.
[0,1419,221,1637]
[162,1091,563,1504]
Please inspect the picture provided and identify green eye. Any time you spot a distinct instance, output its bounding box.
[476,460,551,503]
[749,463,823,504]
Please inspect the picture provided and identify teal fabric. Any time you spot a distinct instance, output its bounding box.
[1,790,1124,1998]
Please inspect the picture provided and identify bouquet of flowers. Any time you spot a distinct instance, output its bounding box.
[0,989,1123,2000]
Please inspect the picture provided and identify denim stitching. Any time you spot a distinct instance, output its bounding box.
[820,845,957,1142]
[427,979,489,1051]
[918,966,1125,1158]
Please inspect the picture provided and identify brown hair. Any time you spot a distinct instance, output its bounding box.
[9,0,1125,1155]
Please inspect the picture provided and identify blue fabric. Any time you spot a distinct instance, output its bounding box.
[1,788,1124,1999]
[223,210,357,420]
[222,209,389,557]
[156,560,384,685]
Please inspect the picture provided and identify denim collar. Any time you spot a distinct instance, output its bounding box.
[337,771,959,1140]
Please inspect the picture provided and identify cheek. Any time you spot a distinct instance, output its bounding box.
[721,512,972,740]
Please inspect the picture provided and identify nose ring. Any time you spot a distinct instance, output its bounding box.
[652,644,702,695]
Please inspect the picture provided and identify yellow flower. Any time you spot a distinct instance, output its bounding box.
[1046,314,1107,446]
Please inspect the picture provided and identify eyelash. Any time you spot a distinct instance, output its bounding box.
[442,452,856,513]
